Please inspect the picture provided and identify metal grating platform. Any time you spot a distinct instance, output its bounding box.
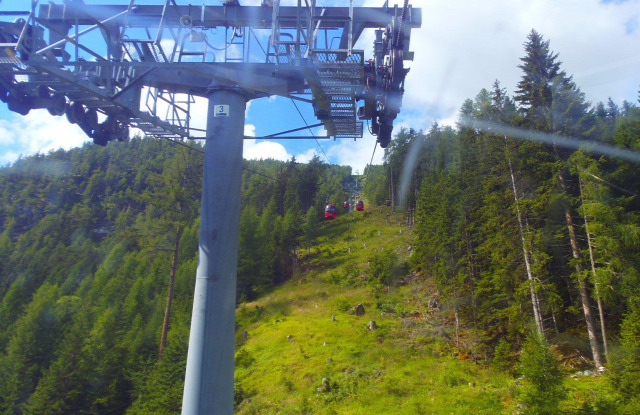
[302,51,364,139]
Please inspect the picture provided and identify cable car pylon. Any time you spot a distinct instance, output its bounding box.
[181,88,245,414]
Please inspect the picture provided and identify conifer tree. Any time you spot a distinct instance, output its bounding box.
[257,199,280,287]
[518,331,564,414]
[153,146,201,361]
[303,205,320,255]
[515,29,603,366]
[515,29,567,131]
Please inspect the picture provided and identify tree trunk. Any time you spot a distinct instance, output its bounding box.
[559,171,603,370]
[454,309,460,351]
[465,225,478,330]
[565,206,603,370]
[505,141,544,336]
[390,168,395,213]
[579,174,609,363]
[549,302,560,335]
[158,225,182,361]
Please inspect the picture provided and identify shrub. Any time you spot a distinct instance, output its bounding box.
[376,302,397,313]
[394,302,412,318]
[326,265,360,286]
[609,299,640,411]
[235,348,254,368]
[234,380,245,406]
[493,339,514,372]
[326,271,341,285]
[518,332,564,414]
[333,296,352,313]
[367,250,399,287]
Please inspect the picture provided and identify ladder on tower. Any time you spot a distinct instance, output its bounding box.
[119,0,172,64]
[224,26,245,63]
[266,0,362,138]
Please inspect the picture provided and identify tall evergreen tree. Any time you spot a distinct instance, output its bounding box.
[515,29,603,367]
[515,29,567,131]
[237,206,263,301]
[303,205,320,255]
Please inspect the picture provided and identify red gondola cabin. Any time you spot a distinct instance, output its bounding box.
[343,201,350,208]
[325,204,337,220]
[355,200,364,211]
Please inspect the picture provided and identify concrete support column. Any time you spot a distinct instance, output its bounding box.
[182,88,247,415]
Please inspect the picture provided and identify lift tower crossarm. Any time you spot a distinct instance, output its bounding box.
[38,4,422,32]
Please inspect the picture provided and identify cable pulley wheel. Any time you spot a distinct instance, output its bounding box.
[46,94,66,116]
[84,107,100,130]
[65,101,85,124]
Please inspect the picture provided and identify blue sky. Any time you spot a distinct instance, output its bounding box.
[1,0,640,172]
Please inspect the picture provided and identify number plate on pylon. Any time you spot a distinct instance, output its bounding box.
[214,105,229,117]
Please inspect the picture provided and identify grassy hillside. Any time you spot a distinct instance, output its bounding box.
[233,205,613,414]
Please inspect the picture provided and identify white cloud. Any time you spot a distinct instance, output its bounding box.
[397,0,640,127]
[182,95,208,134]
[295,147,319,163]
[244,124,256,137]
[243,139,292,161]
[0,127,14,146]
[326,132,384,173]
[0,110,90,165]
[0,150,20,167]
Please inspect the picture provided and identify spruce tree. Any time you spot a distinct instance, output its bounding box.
[237,206,262,301]
[515,29,568,131]
[515,29,603,367]
[518,331,564,414]
[303,205,320,255]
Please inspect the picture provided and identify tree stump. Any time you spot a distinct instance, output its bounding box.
[320,378,331,392]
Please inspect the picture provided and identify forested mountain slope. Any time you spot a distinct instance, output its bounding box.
[0,136,354,414]
[361,30,640,414]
